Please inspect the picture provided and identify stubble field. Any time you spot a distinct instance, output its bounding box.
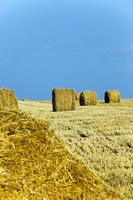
[19,100,133,200]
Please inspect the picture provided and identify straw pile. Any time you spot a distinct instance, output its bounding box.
[80,91,97,106]
[52,88,76,112]
[0,88,18,110]
[0,110,122,200]
[104,90,120,103]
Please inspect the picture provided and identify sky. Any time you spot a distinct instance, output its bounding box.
[0,0,133,100]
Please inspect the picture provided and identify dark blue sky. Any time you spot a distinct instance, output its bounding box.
[0,0,133,100]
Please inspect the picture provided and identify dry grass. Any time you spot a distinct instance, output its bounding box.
[19,99,133,200]
[0,110,122,200]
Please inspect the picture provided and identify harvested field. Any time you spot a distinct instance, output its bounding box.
[19,99,133,200]
[0,110,122,200]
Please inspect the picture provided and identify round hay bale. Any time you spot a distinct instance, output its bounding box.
[0,88,18,110]
[52,88,76,112]
[104,90,120,103]
[80,91,97,106]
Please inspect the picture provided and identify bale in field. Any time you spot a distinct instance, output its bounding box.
[104,90,120,103]
[80,91,97,106]
[0,88,18,110]
[52,88,76,111]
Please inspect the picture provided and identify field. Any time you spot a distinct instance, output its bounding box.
[19,99,133,200]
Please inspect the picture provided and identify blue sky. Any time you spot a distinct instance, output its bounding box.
[0,0,133,100]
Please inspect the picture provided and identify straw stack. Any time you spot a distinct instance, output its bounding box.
[0,110,122,200]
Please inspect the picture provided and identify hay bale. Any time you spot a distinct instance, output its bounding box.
[52,88,76,111]
[0,88,18,110]
[104,90,120,103]
[0,110,123,200]
[80,91,97,106]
